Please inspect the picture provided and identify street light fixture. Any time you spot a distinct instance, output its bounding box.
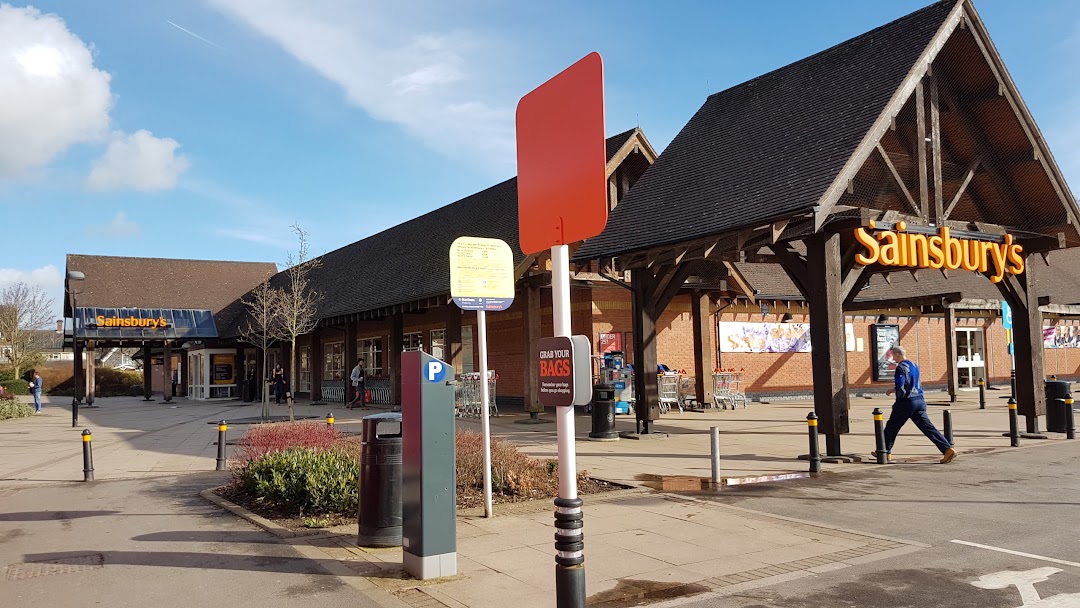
[67,271,84,427]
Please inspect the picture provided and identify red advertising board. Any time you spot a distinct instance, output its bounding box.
[516,52,608,255]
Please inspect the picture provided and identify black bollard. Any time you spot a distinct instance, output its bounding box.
[943,410,953,446]
[327,412,335,428]
[807,412,821,473]
[1066,394,1075,441]
[1008,398,1020,447]
[872,408,887,464]
[82,429,94,481]
[215,421,228,471]
[553,496,585,608]
[979,378,986,410]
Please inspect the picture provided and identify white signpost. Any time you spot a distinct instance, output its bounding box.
[449,236,515,518]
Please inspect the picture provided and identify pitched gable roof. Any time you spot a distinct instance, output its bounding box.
[302,129,651,322]
[577,2,958,261]
[65,254,278,335]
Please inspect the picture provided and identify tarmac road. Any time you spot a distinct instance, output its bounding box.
[0,472,382,608]
[675,440,1080,608]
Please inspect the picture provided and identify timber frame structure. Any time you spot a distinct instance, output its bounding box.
[575,0,1080,453]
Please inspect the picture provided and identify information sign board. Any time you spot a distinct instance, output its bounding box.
[450,237,515,311]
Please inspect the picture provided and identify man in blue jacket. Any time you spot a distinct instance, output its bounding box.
[874,346,957,464]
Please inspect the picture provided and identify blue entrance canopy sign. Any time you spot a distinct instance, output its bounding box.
[74,308,218,340]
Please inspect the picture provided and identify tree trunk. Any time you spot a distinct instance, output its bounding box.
[288,340,296,422]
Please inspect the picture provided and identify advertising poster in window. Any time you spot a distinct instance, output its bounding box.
[717,322,856,353]
[870,324,901,382]
[1044,325,1080,349]
[210,354,235,385]
[598,332,622,354]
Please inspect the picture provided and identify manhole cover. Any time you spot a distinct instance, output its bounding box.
[6,554,104,580]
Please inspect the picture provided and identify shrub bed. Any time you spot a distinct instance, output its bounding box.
[42,364,142,397]
[1,379,29,395]
[233,422,344,464]
[0,400,34,420]
[236,447,359,515]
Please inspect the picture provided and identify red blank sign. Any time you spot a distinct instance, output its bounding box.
[516,52,608,256]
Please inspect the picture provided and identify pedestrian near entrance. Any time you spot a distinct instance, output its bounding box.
[271,364,286,405]
[348,358,366,409]
[30,369,43,414]
[873,346,957,463]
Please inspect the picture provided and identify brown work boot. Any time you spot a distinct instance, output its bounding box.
[940,448,957,464]
[871,450,894,462]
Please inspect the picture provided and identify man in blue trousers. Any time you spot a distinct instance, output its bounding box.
[873,345,957,464]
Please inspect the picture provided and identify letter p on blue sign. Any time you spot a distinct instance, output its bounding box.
[426,361,447,383]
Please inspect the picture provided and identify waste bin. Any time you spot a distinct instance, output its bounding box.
[358,412,403,547]
[1045,380,1070,433]
[589,384,619,440]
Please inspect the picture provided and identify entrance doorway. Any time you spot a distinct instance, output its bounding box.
[956,328,986,388]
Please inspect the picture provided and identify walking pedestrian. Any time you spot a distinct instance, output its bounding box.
[271,364,286,405]
[872,346,956,463]
[30,369,43,414]
[348,358,366,409]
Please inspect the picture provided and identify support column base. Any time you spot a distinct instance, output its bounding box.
[618,431,669,440]
[797,453,863,463]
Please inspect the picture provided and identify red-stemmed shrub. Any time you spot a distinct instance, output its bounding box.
[234,422,343,465]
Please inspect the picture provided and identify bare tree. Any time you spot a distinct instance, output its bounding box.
[0,283,55,378]
[277,224,321,422]
[240,279,284,421]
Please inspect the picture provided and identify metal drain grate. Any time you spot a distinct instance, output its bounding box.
[6,554,104,580]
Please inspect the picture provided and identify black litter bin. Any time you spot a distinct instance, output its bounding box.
[1046,380,1070,433]
[357,412,402,547]
[589,384,618,440]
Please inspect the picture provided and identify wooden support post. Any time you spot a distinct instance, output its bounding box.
[161,341,173,402]
[692,291,712,405]
[85,341,96,406]
[805,233,851,457]
[523,286,543,415]
[631,268,660,433]
[446,304,463,375]
[390,313,404,405]
[345,319,357,404]
[916,80,929,220]
[310,326,323,403]
[930,74,944,223]
[945,307,958,403]
[999,261,1047,432]
[142,346,152,401]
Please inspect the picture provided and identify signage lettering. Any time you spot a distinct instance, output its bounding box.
[854,222,1023,283]
[95,315,169,329]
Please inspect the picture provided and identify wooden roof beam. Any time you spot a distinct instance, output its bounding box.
[876,143,922,217]
[941,155,983,221]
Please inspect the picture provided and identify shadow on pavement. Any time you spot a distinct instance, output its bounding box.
[20,550,350,576]
[0,510,120,521]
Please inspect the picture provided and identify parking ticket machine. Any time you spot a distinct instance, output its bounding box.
[600,351,634,414]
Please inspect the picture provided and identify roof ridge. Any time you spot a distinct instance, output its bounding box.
[67,253,277,267]
[707,1,956,101]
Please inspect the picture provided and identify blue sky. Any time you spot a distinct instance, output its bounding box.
[1,1,1078,317]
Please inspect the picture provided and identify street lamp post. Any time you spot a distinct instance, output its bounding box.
[67,271,84,428]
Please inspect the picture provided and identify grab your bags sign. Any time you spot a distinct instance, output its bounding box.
[537,336,592,407]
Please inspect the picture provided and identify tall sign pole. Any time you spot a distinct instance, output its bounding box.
[449,236,515,518]
[517,52,608,608]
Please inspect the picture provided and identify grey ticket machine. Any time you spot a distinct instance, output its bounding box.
[401,350,457,579]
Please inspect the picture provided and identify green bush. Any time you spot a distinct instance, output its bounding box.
[237,447,359,515]
[0,400,34,420]
[2,379,29,395]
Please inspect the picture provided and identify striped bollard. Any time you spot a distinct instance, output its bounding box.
[1008,399,1019,448]
[327,412,335,428]
[872,408,887,464]
[1066,394,1075,441]
[807,413,820,473]
[216,421,228,471]
[943,409,953,446]
[82,429,94,481]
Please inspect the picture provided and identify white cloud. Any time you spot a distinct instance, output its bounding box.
[87,130,191,191]
[0,264,63,291]
[207,0,516,171]
[85,211,142,238]
[0,5,112,176]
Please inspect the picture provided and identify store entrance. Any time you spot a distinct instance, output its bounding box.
[956,328,986,388]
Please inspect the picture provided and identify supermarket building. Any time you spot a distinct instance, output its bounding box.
[65,0,1080,458]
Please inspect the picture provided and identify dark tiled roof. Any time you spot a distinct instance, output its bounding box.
[65,254,278,335]
[302,129,641,321]
[576,1,956,261]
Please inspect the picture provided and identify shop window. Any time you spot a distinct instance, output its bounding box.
[403,332,423,352]
[430,329,446,361]
[299,345,311,392]
[323,341,344,380]
[359,337,384,375]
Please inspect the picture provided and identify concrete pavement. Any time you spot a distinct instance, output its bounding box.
[1,387,1073,607]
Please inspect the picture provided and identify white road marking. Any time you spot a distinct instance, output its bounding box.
[952,540,1080,569]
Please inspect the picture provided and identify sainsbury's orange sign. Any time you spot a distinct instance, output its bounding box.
[854,221,1023,283]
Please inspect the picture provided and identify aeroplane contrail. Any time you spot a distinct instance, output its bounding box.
[166,20,225,50]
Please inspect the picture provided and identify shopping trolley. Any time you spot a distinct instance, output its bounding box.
[712,368,748,410]
[658,371,683,414]
[455,371,498,418]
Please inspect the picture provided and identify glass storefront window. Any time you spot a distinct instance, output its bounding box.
[299,345,311,392]
[323,342,344,380]
[358,337,384,375]
[430,329,445,361]
[403,332,422,352]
